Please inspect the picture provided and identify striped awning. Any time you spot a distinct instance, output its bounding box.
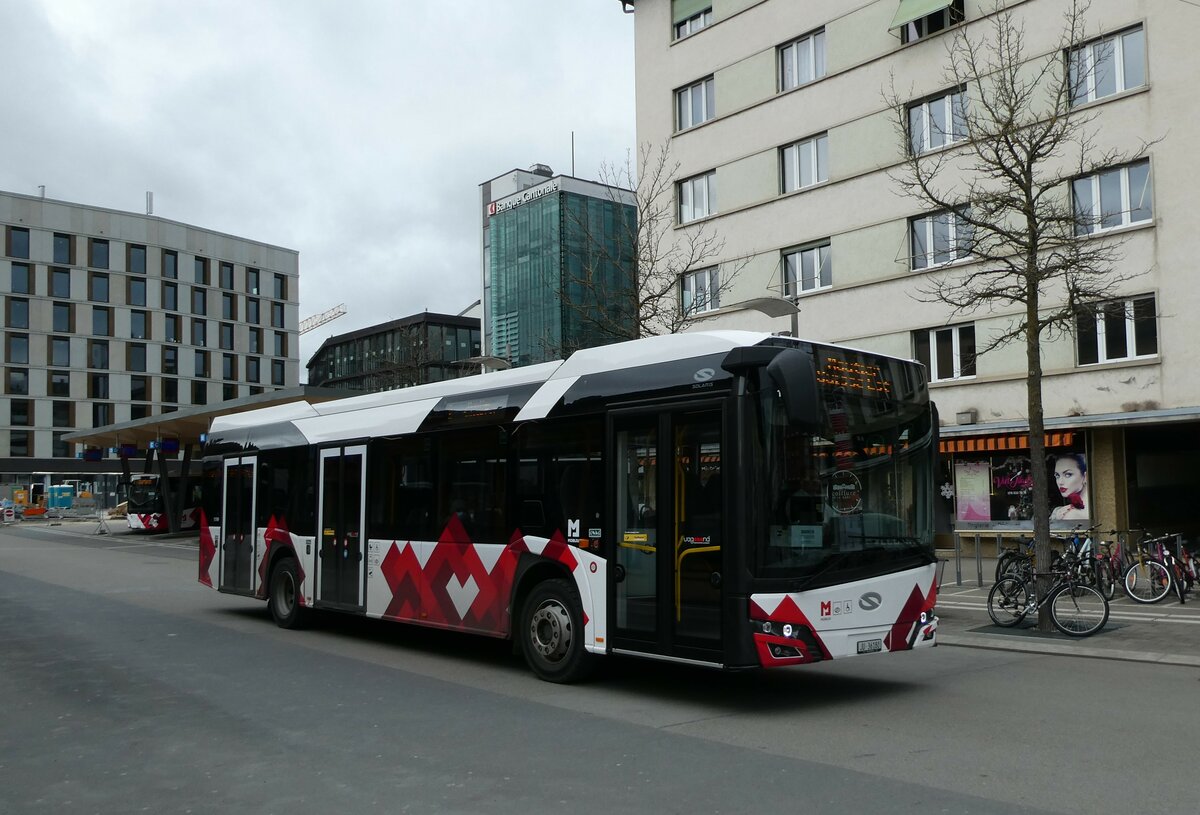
[939,431,1074,454]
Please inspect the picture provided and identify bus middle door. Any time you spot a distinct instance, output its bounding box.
[220,456,257,596]
[316,445,367,611]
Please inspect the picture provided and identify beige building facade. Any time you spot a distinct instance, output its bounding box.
[624,0,1200,541]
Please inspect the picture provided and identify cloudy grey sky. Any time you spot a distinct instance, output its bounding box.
[2,0,635,373]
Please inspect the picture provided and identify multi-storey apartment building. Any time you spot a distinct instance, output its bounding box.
[623,1,1200,539]
[306,310,482,391]
[482,166,637,367]
[1,190,300,484]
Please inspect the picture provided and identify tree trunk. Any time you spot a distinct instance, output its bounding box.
[1026,282,1053,632]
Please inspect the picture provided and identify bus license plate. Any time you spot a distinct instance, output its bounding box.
[857,639,882,654]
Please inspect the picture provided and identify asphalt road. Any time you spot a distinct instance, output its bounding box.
[1,523,1196,814]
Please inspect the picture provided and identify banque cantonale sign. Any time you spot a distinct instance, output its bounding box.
[488,179,561,216]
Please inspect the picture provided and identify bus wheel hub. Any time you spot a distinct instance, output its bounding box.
[530,601,571,659]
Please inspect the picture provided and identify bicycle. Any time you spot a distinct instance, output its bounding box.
[987,550,1110,636]
[1065,524,1110,595]
[995,535,1063,583]
[1122,532,1181,604]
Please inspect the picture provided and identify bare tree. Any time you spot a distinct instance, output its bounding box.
[889,1,1151,629]
[562,142,745,341]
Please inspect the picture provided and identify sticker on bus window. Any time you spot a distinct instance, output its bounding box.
[624,532,649,543]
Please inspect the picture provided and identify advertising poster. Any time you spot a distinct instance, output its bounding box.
[954,461,991,521]
[950,446,1090,529]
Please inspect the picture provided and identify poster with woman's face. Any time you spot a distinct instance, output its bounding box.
[1049,452,1089,522]
[950,447,1089,528]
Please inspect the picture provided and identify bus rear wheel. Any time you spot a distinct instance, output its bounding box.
[519,578,595,683]
[269,557,310,630]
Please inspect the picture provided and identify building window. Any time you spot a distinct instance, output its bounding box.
[130,375,149,401]
[131,404,150,420]
[51,267,71,298]
[222,292,237,320]
[7,297,29,330]
[678,171,716,223]
[50,336,70,367]
[674,5,711,39]
[92,402,112,427]
[10,399,30,426]
[131,310,149,340]
[273,331,287,357]
[89,340,109,369]
[681,267,720,315]
[248,328,261,354]
[219,262,234,289]
[192,380,208,405]
[53,233,73,265]
[247,298,260,324]
[49,371,69,397]
[53,431,72,458]
[222,383,238,401]
[676,77,715,131]
[6,226,30,259]
[780,133,828,193]
[192,319,207,347]
[89,238,110,269]
[10,263,30,294]
[914,323,977,382]
[219,322,234,350]
[908,88,967,155]
[910,209,972,269]
[192,287,207,315]
[1069,26,1145,106]
[162,346,178,375]
[223,353,237,381]
[128,276,147,307]
[195,350,209,378]
[128,342,147,372]
[247,268,259,294]
[779,29,826,91]
[7,332,29,365]
[128,244,147,274]
[163,377,178,403]
[52,401,73,428]
[271,302,285,328]
[782,242,832,296]
[89,272,109,302]
[271,359,286,386]
[194,257,208,285]
[7,368,29,395]
[1076,295,1157,365]
[9,431,30,457]
[162,249,178,279]
[162,282,178,311]
[899,0,964,44]
[92,306,111,337]
[165,314,180,343]
[51,301,72,333]
[273,273,286,300]
[247,357,260,383]
[89,373,109,399]
[1072,159,1153,235]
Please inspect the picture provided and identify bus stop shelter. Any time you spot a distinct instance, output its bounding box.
[63,386,356,533]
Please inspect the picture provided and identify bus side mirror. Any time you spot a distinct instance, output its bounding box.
[766,349,822,431]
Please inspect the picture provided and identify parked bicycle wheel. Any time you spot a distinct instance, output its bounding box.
[1049,582,1109,636]
[995,553,1021,582]
[1095,560,1116,601]
[987,576,1031,627]
[1123,559,1172,604]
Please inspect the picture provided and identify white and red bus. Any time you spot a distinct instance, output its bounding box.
[198,331,939,681]
[127,474,199,532]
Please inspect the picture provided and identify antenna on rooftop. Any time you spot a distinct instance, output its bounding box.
[146,192,154,215]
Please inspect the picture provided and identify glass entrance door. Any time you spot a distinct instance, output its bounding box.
[316,445,367,610]
[220,456,257,595]
[612,408,724,659]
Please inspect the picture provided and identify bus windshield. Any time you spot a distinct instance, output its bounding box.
[753,383,936,585]
[127,476,161,512]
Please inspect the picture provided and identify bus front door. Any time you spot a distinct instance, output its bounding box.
[316,445,367,611]
[220,456,257,596]
[611,408,724,664]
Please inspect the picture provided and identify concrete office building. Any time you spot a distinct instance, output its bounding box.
[1,190,300,484]
[622,0,1200,539]
[306,310,482,391]
[481,166,638,368]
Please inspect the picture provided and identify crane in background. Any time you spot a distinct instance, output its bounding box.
[299,303,347,335]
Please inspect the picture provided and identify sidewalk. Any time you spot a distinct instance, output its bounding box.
[935,554,1200,667]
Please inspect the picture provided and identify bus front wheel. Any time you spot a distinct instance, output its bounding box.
[269,557,310,630]
[519,578,595,683]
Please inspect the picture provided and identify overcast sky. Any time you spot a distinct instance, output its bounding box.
[1,0,636,374]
